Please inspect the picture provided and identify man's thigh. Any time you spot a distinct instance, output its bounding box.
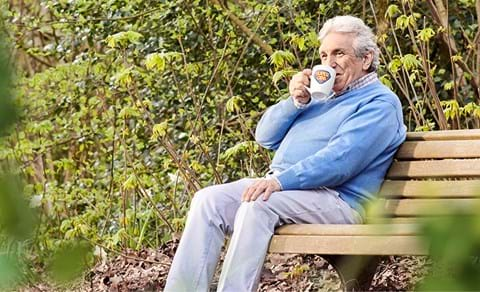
[252,188,360,225]
[195,177,257,203]
[191,178,258,234]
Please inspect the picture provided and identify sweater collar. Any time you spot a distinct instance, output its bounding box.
[334,72,378,98]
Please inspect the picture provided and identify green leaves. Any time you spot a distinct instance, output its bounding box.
[441,100,460,121]
[269,50,296,70]
[463,102,480,118]
[451,54,463,62]
[443,81,454,91]
[388,57,402,75]
[144,52,182,72]
[417,27,435,42]
[123,174,137,190]
[395,15,415,31]
[379,75,393,89]
[221,141,259,161]
[106,31,143,48]
[151,122,168,140]
[226,95,244,113]
[118,105,140,119]
[387,54,423,78]
[113,67,134,87]
[385,4,400,18]
[401,54,421,71]
[272,69,297,86]
[145,53,166,71]
[288,33,306,51]
[305,31,320,48]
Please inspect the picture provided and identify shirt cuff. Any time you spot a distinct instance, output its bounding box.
[275,167,299,190]
[271,175,284,191]
[265,171,284,191]
[292,96,312,109]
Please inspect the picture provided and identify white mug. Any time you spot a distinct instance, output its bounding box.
[305,65,335,101]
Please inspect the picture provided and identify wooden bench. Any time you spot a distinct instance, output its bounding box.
[268,129,480,291]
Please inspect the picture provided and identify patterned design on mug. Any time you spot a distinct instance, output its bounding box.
[314,70,331,84]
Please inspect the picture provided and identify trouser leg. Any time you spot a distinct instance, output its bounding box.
[217,187,362,292]
[164,179,255,292]
[216,201,278,292]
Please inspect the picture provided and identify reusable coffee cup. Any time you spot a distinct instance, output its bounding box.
[305,65,335,101]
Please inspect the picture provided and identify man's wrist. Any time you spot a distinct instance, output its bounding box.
[271,176,283,191]
[292,96,312,109]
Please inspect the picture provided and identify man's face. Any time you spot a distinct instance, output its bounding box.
[319,32,371,93]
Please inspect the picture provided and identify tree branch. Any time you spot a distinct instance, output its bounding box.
[426,0,480,100]
[209,0,274,56]
[476,0,480,99]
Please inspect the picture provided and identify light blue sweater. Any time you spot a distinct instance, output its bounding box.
[255,81,406,214]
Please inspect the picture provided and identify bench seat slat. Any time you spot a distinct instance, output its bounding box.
[379,180,480,198]
[387,160,480,179]
[275,223,420,236]
[395,140,480,159]
[406,129,480,141]
[269,235,428,255]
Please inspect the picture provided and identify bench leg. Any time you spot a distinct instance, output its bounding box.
[323,255,382,291]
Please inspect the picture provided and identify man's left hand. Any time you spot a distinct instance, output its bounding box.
[242,178,281,202]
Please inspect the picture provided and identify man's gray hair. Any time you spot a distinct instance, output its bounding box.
[318,15,380,72]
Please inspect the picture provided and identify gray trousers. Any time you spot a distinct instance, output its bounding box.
[164,178,362,292]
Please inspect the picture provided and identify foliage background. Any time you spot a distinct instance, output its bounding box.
[0,0,479,287]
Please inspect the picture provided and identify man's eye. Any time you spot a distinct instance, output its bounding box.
[320,54,327,59]
[336,52,344,56]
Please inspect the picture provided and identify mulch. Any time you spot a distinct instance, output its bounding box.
[81,240,430,291]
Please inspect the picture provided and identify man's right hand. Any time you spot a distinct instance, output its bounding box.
[289,69,312,104]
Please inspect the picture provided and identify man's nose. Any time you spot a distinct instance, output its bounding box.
[327,55,337,67]
[322,55,336,67]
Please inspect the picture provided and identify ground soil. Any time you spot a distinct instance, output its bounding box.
[78,240,430,291]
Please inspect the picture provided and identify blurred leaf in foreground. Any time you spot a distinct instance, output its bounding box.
[49,241,92,284]
[0,174,36,240]
[0,31,17,133]
[418,214,480,291]
[0,253,21,290]
[0,30,32,289]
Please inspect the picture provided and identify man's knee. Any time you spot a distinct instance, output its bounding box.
[236,200,279,225]
[190,186,216,211]
[190,185,235,217]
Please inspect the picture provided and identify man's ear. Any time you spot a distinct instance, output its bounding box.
[362,51,373,70]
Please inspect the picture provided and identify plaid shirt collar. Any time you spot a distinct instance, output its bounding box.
[334,71,378,98]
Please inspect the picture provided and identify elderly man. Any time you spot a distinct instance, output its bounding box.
[165,15,406,291]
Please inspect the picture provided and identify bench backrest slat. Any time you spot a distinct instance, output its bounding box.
[387,160,480,179]
[379,180,480,198]
[382,198,480,217]
[395,140,480,159]
[406,129,480,140]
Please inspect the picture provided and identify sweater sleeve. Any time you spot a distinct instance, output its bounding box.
[255,97,306,150]
[275,99,404,190]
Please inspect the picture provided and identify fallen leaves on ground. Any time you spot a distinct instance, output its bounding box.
[79,241,430,291]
